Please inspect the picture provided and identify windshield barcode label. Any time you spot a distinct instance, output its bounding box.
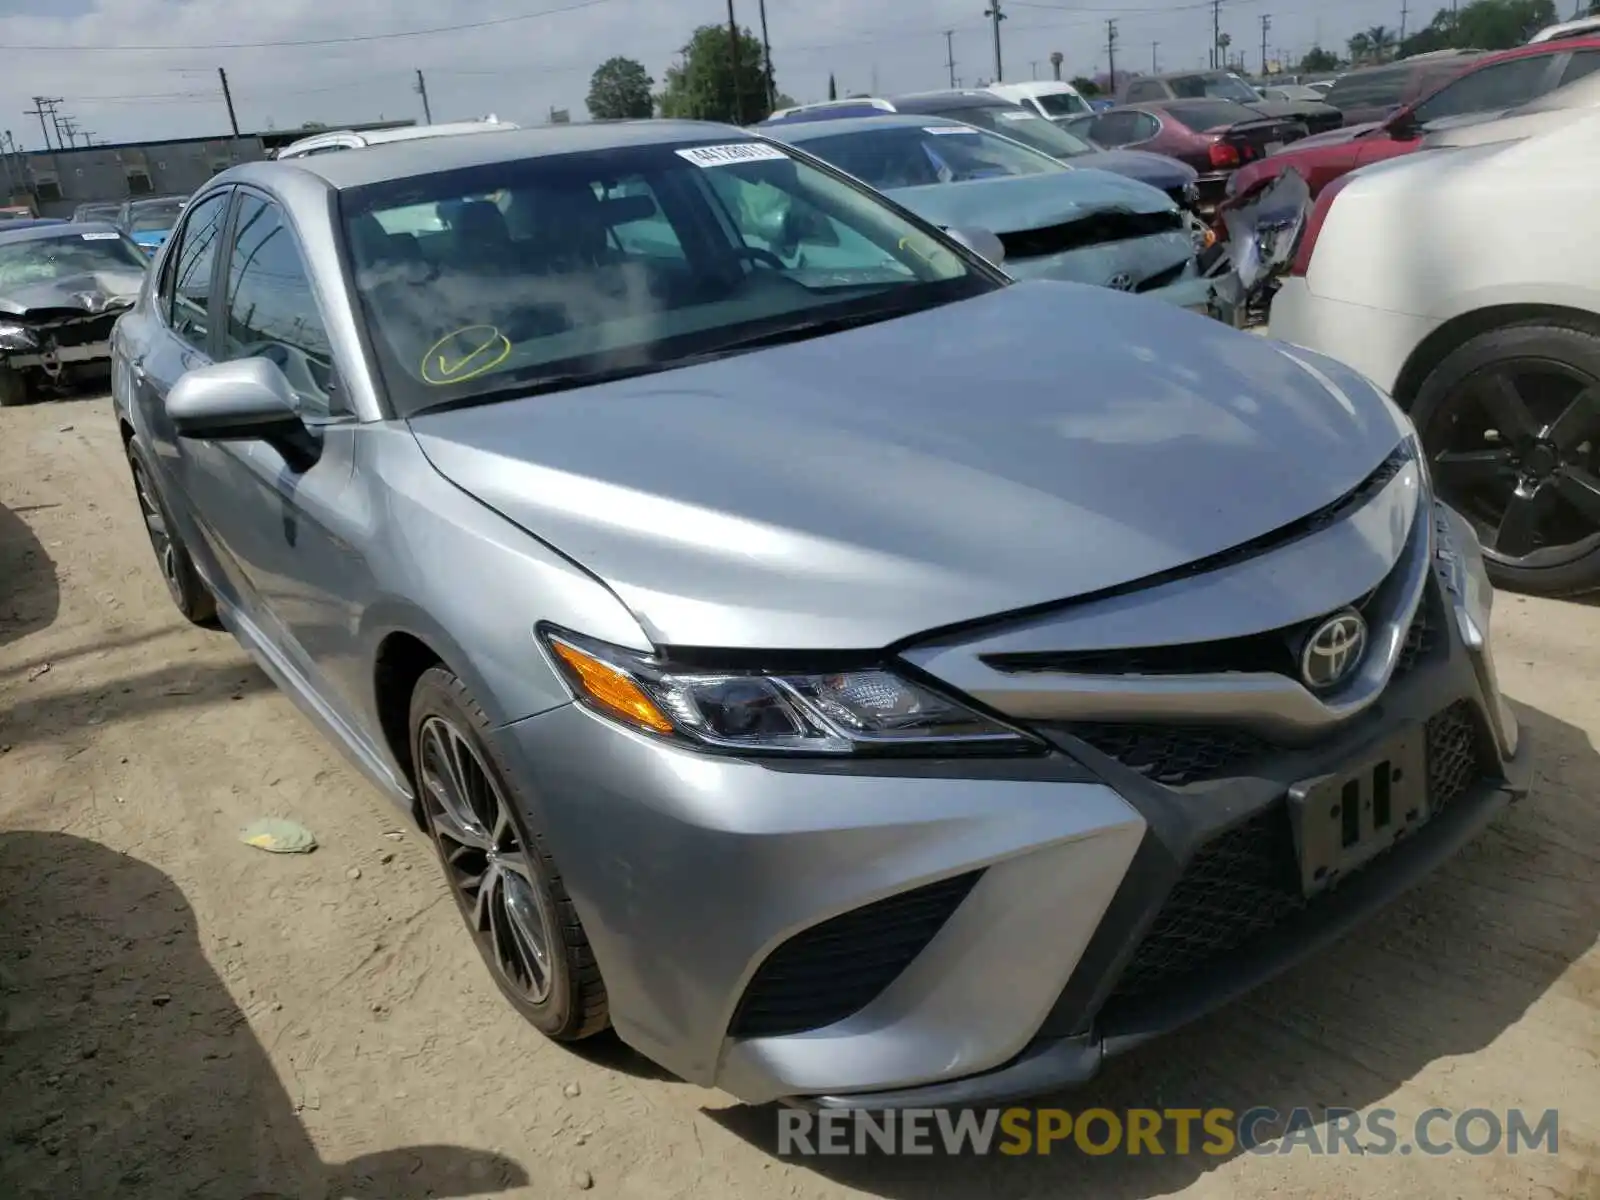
[81,232,120,240]
[676,143,790,168]
[925,126,979,134]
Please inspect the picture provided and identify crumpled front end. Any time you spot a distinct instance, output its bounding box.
[0,294,135,385]
[1001,220,1211,311]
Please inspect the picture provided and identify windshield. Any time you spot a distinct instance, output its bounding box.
[0,231,149,287]
[1034,91,1092,117]
[917,102,1098,157]
[128,202,185,234]
[341,140,993,416]
[794,124,1063,189]
[1167,73,1261,101]
[1165,100,1266,130]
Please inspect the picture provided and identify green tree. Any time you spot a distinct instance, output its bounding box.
[657,24,777,123]
[1070,74,1100,95]
[1453,0,1558,48]
[587,56,654,119]
[1298,46,1341,73]
[774,92,798,109]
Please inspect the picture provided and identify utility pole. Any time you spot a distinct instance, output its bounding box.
[1211,0,1222,69]
[1260,14,1271,75]
[1151,40,1160,72]
[945,30,958,88]
[984,0,1006,83]
[725,0,744,125]
[414,69,433,123]
[1399,0,1409,45]
[61,117,82,148]
[26,97,62,151]
[1050,49,1063,80]
[757,0,776,110]
[217,68,238,136]
[1106,20,1118,94]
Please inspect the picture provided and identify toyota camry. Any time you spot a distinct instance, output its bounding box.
[110,119,1528,1109]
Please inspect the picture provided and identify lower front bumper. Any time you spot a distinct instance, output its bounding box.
[1267,277,1441,395]
[4,340,112,370]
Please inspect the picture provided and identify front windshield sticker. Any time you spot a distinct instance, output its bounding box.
[676,143,790,168]
[420,325,512,386]
[925,126,980,134]
[81,232,120,240]
[999,111,1040,120]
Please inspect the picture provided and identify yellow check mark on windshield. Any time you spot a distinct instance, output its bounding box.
[421,325,512,385]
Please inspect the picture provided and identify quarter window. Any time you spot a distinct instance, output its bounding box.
[221,194,340,416]
[168,190,229,348]
[1412,55,1554,123]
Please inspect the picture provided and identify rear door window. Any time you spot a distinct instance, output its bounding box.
[1325,64,1412,112]
[1558,48,1600,86]
[1124,79,1168,102]
[166,189,230,349]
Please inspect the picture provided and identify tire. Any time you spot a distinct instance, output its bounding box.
[1410,319,1600,598]
[408,666,609,1041]
[0,367,27,408]
[125,442,218,625]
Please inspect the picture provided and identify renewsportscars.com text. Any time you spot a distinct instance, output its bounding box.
[777,1106,1561,1158]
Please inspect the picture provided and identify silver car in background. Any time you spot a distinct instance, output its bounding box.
[111,120,1528,1109]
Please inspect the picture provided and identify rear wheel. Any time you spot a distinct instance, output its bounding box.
[126,443,217,624]
[408,667,609,1041]
[1411,321,1600,597]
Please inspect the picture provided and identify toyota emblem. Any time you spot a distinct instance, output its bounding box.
[1300,609,1368,692]
[1107,272,1136,291]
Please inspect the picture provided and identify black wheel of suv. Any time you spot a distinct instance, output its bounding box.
[0,367,28,408]
[126,442,218,625]
[1410,321,1600,598]
[408,666,609,1041]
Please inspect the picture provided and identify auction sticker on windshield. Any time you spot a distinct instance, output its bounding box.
[676,143,790,168]
[81,232,121,240]
[925,126,980,135]
[999,111,1040,121]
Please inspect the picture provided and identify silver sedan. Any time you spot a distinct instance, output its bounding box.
[111,119,1528,1109]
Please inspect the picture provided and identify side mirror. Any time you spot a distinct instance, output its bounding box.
[168,357,319,467]
[1384,109,1418,139]
[945,225,1007,267]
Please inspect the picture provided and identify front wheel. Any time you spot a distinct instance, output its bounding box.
[408,667,609,1040]
[0,367,28,408]
[1411,321,1600,597]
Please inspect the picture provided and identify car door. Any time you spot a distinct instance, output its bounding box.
[126,187,251,597]
[192,187,376,730]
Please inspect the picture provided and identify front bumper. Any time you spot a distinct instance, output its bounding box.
[3,340,112,371]
[1268,277,1441,396]
[494,502,1524,1109]
[1005,230,1211,309]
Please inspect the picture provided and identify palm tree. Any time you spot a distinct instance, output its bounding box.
[1347,31,1372,62]
[1365,24,1397,62]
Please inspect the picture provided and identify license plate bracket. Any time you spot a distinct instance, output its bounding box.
[1287,730,1429,899]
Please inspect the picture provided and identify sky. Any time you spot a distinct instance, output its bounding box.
[0,0,1471,149]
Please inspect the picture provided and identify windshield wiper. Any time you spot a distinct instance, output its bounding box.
[687,296,940,360]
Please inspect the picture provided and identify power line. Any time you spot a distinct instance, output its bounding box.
[2,0,616,52]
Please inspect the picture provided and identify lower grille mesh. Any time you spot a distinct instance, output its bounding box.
[729,871,981,1039]
[1106,701,1487,1001]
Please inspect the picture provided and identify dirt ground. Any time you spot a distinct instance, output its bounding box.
[0,393,1596,1200]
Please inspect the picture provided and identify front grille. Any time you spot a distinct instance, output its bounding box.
[997,209,1183,260]
[19,309,120,349]
[728,871,981,1039]
[1107,701,1488,1001]
[1062,723,1273,786]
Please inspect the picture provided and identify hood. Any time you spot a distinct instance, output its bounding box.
[408,281,1410,650]
[0,270,145,316]
[1072,148,1197,188]
[883,168,1173,235]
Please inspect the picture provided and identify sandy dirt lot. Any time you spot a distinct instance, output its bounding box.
[1,394,1596,1200]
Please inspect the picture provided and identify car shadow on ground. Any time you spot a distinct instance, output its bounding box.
[0,830,528,1200]
[708,700,1598,1197]
[0,500,59,652]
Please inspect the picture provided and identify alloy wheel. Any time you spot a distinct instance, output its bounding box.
[417,715,556,1004]
[1426,358,1600,567]
[131,461,184,606]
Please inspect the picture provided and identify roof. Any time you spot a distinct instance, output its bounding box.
[0,220,124,245]
[887,89,1018,110]
[276,118,516,158]
[988,81,1083,98]
[123,195,189,209]
[770,113,969,140]
[1529,15,1600,41]
[219,120,750,191]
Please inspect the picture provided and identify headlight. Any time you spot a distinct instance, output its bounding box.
[0,322,37,351]
[540,628,1038,756]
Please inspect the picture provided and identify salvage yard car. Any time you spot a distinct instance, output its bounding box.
[111,119,1529,1109]
[116,195,189,256]
[0,221,147,407]
[763,113,1209,307]
[1269,111,1600,596]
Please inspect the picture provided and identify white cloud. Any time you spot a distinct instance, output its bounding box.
[1,0,1407,148]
